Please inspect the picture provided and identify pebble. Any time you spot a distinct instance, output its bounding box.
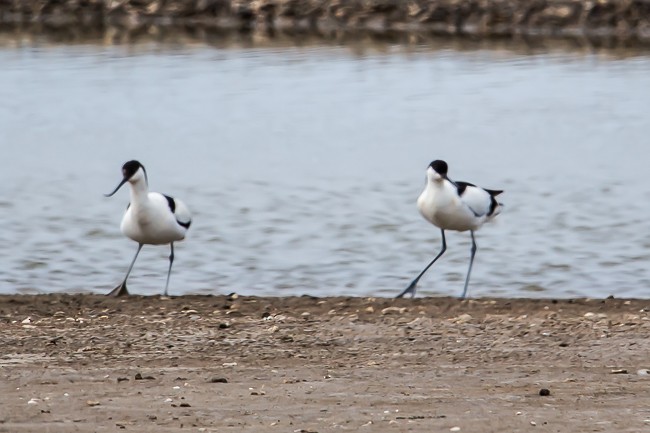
[27,398,39,405]
[209,377,228,383]
[530,421,537,426]
[87,400,100,407]
[381,307,407,315]
[450,427,461,432]
[584,312,607,320]
[454,313,473,323]
[539,388,551,396]
[637,369,650,376]
[610,369,628,374]
[223,362,238,367]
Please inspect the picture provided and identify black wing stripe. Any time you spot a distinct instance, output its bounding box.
[455,181,476,197]
[164,194,176,213]
[177,220,191,229]
[488,196,500,216]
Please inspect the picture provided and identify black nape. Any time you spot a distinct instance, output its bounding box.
[429,160,448,176]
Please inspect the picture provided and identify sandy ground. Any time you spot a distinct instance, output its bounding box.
[1,294,650,433]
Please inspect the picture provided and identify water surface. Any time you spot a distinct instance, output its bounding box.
[1,40,649,298]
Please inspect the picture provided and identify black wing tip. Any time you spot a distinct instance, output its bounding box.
[485,189,504,196]
[177,220,191,229]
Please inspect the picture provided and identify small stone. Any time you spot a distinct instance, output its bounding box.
[584,312,607,320]
[135,373,143,380]
[21,317,32,324]
[219,323,230,329]
[27,398,39,405]
[381,306,407,315]
[450,427,461,432]
[86,400,100,407]
[637,369,650,376]
[179,402,191,407]
[539,388,550,396]
[530,421,537,426]
[610,369,628,374]
[222,362,237,367]
[117,377,129,383]
[455,313,473,323]
[209,377,228,383]
[364,306,374,313]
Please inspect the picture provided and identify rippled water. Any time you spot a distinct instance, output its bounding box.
[1,39,649,298]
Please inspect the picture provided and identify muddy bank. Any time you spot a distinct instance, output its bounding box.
[2,294,650,432]
[1,0,650,43]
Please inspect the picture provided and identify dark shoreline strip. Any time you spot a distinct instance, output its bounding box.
[1,0,649,44]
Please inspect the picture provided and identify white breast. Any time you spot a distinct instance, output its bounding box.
[121,192,189,245]
[417,180,487,232]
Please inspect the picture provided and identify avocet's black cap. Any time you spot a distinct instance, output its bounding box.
[105,160,147,197]
[429,160,448,176]
[122,160,144,180]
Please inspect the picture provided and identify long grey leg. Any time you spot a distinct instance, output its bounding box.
[396,229,447,298]
[460,231,477,299]
[164,242,174,297]
[107,243,143,297]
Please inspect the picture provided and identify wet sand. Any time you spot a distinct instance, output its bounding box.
[1,294,650,432]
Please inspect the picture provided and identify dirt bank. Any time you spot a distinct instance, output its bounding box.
[2,294,650,432]
[1,0,650,43]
